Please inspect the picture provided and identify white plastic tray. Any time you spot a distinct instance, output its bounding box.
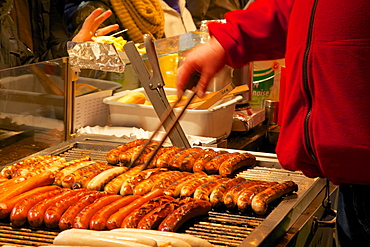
[104,88,241,138]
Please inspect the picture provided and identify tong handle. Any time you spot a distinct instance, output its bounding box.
[134,91,197,171]
[144,35,164,89]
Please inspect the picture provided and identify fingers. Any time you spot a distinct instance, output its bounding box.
[176,62,195,96]
[96,24,120,37]
[176,38,227,98]
[72,9,118,42]
[89,9,113,32]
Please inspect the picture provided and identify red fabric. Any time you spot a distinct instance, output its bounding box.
[209,0,370,185]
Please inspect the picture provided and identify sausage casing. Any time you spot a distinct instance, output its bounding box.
[218,152,256,177]
[90,195,140,230]
[121,195,174,229]
[158,198,212,232]
[209,176,246,208]
[251,181,298,215]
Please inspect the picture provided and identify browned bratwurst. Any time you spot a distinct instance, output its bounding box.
[251,181,298,215]
[106,139,148,164]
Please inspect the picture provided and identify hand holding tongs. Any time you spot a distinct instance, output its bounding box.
[123,34,200,170]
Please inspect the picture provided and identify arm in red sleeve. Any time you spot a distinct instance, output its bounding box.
[208,0,293,68]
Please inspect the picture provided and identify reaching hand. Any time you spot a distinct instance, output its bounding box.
[72,8,119,42]
[177,37,227,98]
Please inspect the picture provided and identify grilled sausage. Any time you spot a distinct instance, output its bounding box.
[218,152,256,177]
[158,198,212,232]
[61,162,110,188]
[251,181,298,215]
[104,165,145,194]
[136,197,193,230]
[87,166,128,191]
[168,147,203,170]
[237,182,278,211]
[177,149,214,172]
[73,194,123,229]
[121,195,175,229]
[136,199,182,230]
[10,188,64,227]
[59,191,112,231]
[193,177,230,201]
[203,153,239,174]
[223,181,262,209]
[72,167,112,189]
[0,171,56,203]
[54,159,95,186]
[1,155,52,179]
[44,189,95,229]
[180,175,221,197]
[193,150,228,172]
[90,195,140,230]
[14,156,66,178]
[209,176,246,208]
[53,228,157,247]
[133,171,177,196]
[163,172,207,197]
[153,171,189,190]
[106,189,164,230]
[156,146,186,168]
[146,146,173,168]
[106,139,148,164]
[0,177,26,194]
[28,188,86,228]
[112,228,213,247]
[119,141,158,166]
[112,229,192,247]
[0,185,61,219]
[129,142,159,167]
[119,168,167,196]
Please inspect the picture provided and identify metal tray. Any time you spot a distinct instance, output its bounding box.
[1,134,324,246]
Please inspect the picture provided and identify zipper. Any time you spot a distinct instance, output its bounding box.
[302,0,319,162]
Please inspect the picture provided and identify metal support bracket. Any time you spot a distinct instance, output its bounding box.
[124,35,191,148]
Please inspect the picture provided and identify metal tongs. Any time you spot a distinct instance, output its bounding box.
[124,34,200,170]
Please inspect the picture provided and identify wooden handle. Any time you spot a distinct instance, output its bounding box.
[30,65,64,96]
[176,84,249,109]
[195,83,235,110]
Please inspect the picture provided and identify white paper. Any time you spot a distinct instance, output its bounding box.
[74,90,112,131]
[76,125,217,146]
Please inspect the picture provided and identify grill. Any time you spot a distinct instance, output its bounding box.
[0,223,58,246]
[0,134,325,246]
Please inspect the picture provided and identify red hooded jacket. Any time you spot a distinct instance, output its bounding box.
[208,0,370,185]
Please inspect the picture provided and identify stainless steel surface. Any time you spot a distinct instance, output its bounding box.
[232,62,253,105]
[124,35,191,148]
[129,91,197,170]
[264,99,279,125]
[1,134,323,246]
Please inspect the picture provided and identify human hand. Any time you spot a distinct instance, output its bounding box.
[177,37,227,98]
[72,8,119,42]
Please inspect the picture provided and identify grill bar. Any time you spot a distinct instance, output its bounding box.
[0,223,58,246]
[0,136,319,246]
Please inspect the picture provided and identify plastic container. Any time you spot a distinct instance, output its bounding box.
[0,74,122,119]
[103,88,239,138]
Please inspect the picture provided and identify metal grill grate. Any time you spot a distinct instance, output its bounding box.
[0,223,58,246]
[186,211,265,246]
[0,138,316,246]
